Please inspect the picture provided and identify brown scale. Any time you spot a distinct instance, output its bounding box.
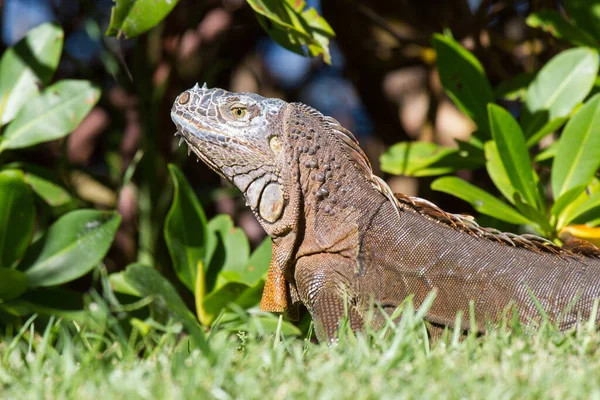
[291,110,341,217]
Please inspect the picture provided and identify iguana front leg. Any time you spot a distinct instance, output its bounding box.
[295,254,363,342]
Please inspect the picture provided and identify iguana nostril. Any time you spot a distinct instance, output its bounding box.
[178,92,190,105]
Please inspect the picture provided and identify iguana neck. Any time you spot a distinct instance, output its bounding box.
[284,103,384,260]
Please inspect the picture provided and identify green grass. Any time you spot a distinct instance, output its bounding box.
[2,300,600,399]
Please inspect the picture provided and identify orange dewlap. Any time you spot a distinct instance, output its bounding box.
[260,265,288,312]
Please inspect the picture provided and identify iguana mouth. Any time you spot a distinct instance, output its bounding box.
[172,129,219,171]
[172,111,237,145]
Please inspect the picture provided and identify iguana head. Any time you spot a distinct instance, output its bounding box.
[170,84,294,231]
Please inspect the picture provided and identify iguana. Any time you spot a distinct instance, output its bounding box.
[171,84,600,342]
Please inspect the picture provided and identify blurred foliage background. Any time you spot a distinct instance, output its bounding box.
[1,0,599,340]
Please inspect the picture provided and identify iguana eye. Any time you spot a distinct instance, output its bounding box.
[231,107,247,119]
[269,136,282,155]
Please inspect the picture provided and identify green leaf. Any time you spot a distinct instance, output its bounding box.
[380,142,453,176]
[522,47,599,138]
[0,80,100,151]
[7,287,86,321]
[380,141,483,177]
[0,269,28,300]
[533,140,559,163]
[247,0,335,64]
[494,72,535,101]
[551,184,587,228]
[432,33,495,136]
[244,237,272,286]
[564,0,600,43]
[164,164,208,292]
[3,163,73,207]
[202,278,268,327]
[0,170,34,269]
[203,281,252,324]
[379,142,454,176]
[20,210,121,287]
[551,94,600,199]
[124,263,209,354]
[484,141,514,204]
[525,116,568,147]
[108,270,141,297]
[0,23,63,125]
[233,280,266,309]
[588,218,600,228]
[106,0,180,38]
[526,10,598,47]
[431,176,530,225]
[23,170,73,207]
[207,215,251,286]
[488,104,542,210]
[512,195,552,237]
[561,186,600,227]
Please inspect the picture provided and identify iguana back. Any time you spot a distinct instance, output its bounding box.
[171,85,600,342]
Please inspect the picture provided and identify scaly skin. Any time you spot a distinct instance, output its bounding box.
[171,85,600,342]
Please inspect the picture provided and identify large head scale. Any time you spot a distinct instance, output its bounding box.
[170,84,291,228]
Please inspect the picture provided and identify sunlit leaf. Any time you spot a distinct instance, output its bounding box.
[525,116,568,147]
[431,176,530,225]
[432,34,495,136]
[488,104,542,210]
[521,47,598,139]
[380,141,482,177]
[20,210,121,287]
[106,0,180,38]
[533,141,559,163]
[247,0,335,64]
[484,141,515,205]
[0,23,63,125]
[551,184,587,228]
[0,80,100,151]
[551,94,600,199]
[527,10,598,47]
[560,186,600,228]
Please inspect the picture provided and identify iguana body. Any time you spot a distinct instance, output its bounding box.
[171,85,600,342]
